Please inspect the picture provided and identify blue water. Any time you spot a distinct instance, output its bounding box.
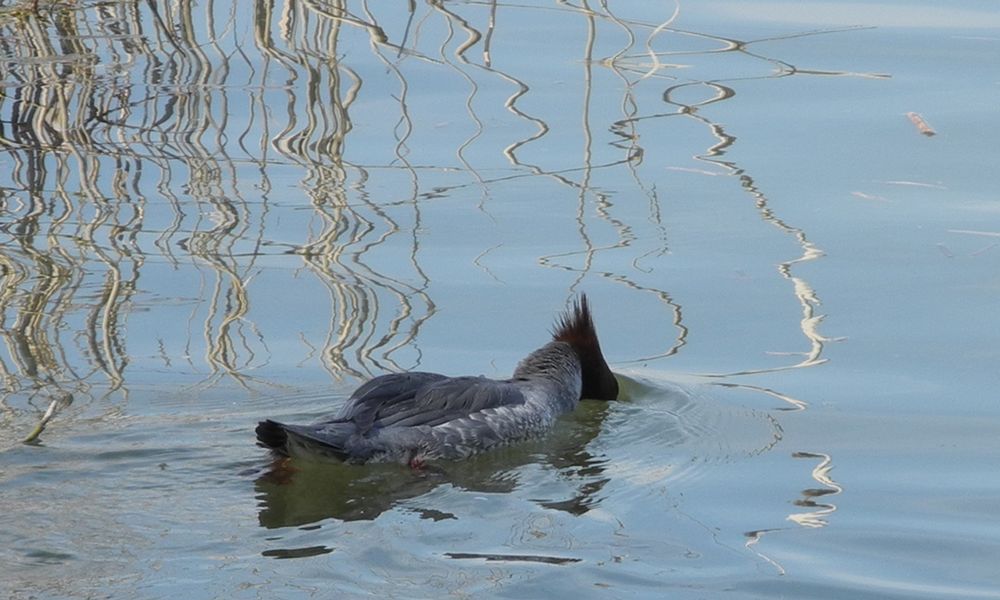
[1,1,999,598]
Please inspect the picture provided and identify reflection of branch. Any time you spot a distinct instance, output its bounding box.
[744,450,840,572]
[483,0,498,66]
[711,381,808,412]
[522,1,686,361]
[297,173,437,377]
[645,37,843,376]
[744,527,786,576]
[567,0,598,295]
[787,451,841,528]
[248,0,438,379]
[428,1,495,215]
[0,0,858,411]
[301,0,391,51]
[85,247,130,389]
[602,0,672,276]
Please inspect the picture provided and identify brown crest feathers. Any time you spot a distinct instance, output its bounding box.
[552,294,598,347]
[551,293,618,400]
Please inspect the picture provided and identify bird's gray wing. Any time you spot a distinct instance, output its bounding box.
[373,376,527,429]
[331,372,449,433]
[327,372,526,433]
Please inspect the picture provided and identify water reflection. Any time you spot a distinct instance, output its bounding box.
[1,0,446,408]
[255,398,613,526]
[745,450,842,574]
[0,0,855,401]
[788,451,841,528]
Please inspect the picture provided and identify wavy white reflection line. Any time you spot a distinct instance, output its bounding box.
[712,382,807,412]
[638,0,680,82]
[787,451,841,528]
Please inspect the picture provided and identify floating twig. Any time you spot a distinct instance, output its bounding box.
[22,393,73,444]
[906,112,936,136]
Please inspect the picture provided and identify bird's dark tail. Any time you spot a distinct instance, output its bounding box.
[256,419,359,462]
[256,419,290,455]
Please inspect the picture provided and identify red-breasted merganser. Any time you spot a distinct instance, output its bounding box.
[256,295,618,465]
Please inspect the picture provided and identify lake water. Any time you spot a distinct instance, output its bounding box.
[2,1,999,598]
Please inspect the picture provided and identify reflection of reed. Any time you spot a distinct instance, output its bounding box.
[714,381,808,412]
[787,451,841,528]
[428,1,493,214]
[293,181,435,378]
[0,5,137,413]
[744,450,841,573]
[626,23,884,375]
[534,1,688,360]
[1,0,449,410]
[1,2,859,432]
[260,0,436,378]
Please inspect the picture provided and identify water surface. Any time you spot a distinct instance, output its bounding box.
[1,1,999,598]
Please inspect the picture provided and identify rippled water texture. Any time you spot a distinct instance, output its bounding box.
[2,1,999,598]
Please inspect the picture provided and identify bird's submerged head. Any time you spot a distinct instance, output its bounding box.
[552,294,619,401]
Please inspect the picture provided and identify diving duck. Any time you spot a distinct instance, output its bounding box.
[256,295,618,465]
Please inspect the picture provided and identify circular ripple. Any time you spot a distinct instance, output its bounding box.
[591,371,783,488]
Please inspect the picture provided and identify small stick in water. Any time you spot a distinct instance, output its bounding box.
[23,394,73,444]
[907,112,936,137]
